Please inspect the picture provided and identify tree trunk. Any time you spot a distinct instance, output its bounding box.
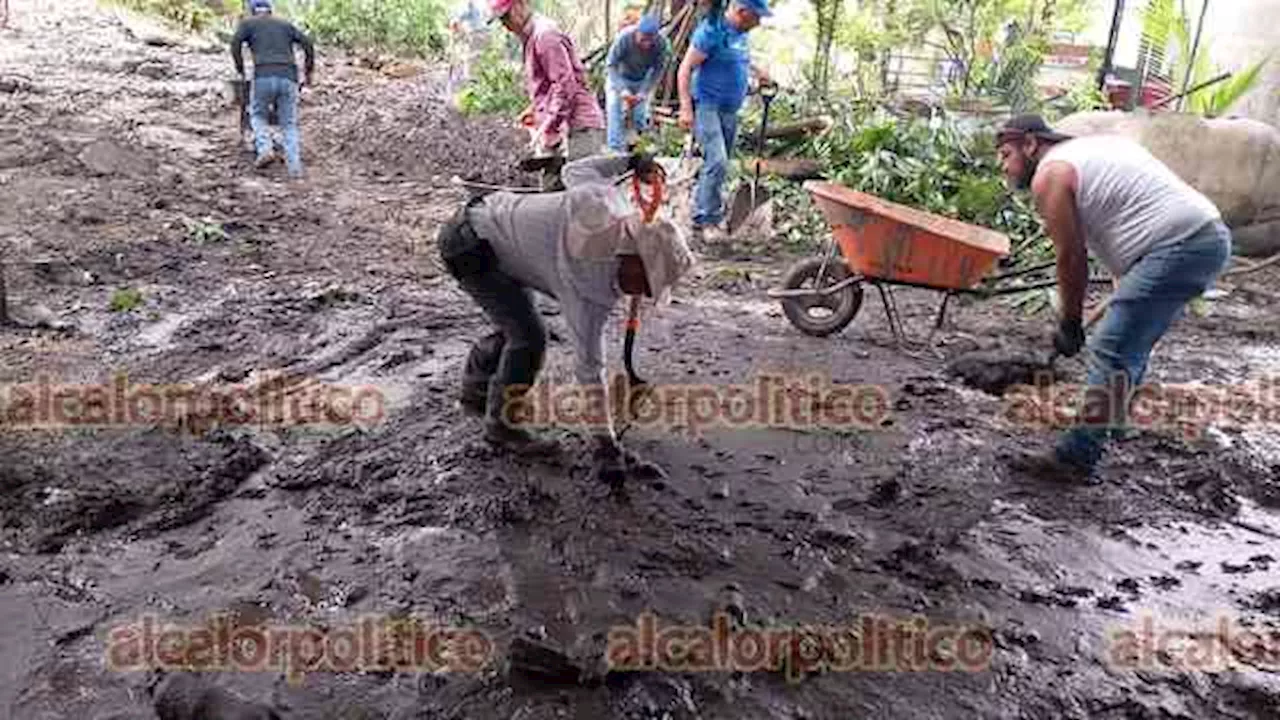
[810,0,843,100]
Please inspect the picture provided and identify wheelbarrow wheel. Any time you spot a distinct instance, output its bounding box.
[779,256,863,337]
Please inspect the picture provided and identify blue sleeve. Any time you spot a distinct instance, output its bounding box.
[691,20,720,56]
[606,34,626,85]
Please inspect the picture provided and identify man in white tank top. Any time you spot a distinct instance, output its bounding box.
[995,114,1232,483]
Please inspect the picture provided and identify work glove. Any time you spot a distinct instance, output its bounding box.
[1053,315,1086,358]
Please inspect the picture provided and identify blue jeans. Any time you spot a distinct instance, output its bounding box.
[1056,220,1232,470]
[250,75,301,174]
[605,77,650,152]
[692,104,740,227]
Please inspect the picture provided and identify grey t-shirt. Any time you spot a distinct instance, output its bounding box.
[466,155,634,434]
[1040,136,1221,277]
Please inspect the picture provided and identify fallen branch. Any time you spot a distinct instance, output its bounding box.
[759,116,834,141]
[1222,251,1280,278]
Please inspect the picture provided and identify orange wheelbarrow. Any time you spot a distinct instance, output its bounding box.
[767,181,1082,352]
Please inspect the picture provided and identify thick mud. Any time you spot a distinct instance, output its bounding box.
[3,2,1280,718]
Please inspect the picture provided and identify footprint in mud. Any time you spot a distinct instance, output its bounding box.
[1115,578,1142,596]
[1096,595,1127,611]
[1244,588,1280,614]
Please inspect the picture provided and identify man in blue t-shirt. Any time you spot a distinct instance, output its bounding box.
[605,13,672,152]
[676,0,772,238]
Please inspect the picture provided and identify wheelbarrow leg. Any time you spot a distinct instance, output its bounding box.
[874,282,907,350]
[873,283,950,359]
[928,292,954,341]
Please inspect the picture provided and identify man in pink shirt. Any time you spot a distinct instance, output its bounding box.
[490,0,606,190]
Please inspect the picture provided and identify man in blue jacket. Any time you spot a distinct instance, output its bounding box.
[605,13,672,153]
[676,0,772,240]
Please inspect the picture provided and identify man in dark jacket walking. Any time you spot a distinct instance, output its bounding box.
[230,0,316,178]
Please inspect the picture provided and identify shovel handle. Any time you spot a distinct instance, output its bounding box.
[752,87,775,187]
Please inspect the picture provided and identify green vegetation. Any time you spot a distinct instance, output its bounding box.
[296,0,449,58]
[1138,0,1270,117]
[455,36,527,117]
[109,288,145,312]
[184,216,230,244]
[102,0,222,32]
[104,0,451,58]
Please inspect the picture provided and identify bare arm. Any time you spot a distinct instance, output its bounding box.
[675,46,706,124]
[677,47,706,114]
[1032,161,1088,323]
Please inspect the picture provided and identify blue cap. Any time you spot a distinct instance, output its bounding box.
[250,0,272,13]
[637,13,660,35]
[735,0,772,17]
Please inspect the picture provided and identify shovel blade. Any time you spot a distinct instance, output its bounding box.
[726,182,771,236]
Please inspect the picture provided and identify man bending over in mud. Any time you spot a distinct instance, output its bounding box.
[230,0,315,179]
[437,153,694,481]
[997,114,1232,483]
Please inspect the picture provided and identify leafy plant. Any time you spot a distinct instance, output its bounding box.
[1188,54,1272,117]
[1137,0,1269,117]
[184,216,230,244]
[102,0,221,32]
[109,288,144,312]
[455,35,527,117]
[298,0,448,58]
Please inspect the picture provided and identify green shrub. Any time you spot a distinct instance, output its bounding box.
[299,0,448,58]
[109,288,145,312]
[455,36,527,117]
[103,0,222,32]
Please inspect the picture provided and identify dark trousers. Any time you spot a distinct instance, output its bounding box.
[437,206,547,425]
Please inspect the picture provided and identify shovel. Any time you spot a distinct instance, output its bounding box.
[726,82,778,237]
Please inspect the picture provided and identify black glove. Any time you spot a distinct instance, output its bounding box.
[1053,316,1085,357]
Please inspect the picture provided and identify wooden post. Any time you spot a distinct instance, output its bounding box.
[605,0,612,41]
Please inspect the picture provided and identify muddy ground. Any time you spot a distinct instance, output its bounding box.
[2,2,1279,718]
